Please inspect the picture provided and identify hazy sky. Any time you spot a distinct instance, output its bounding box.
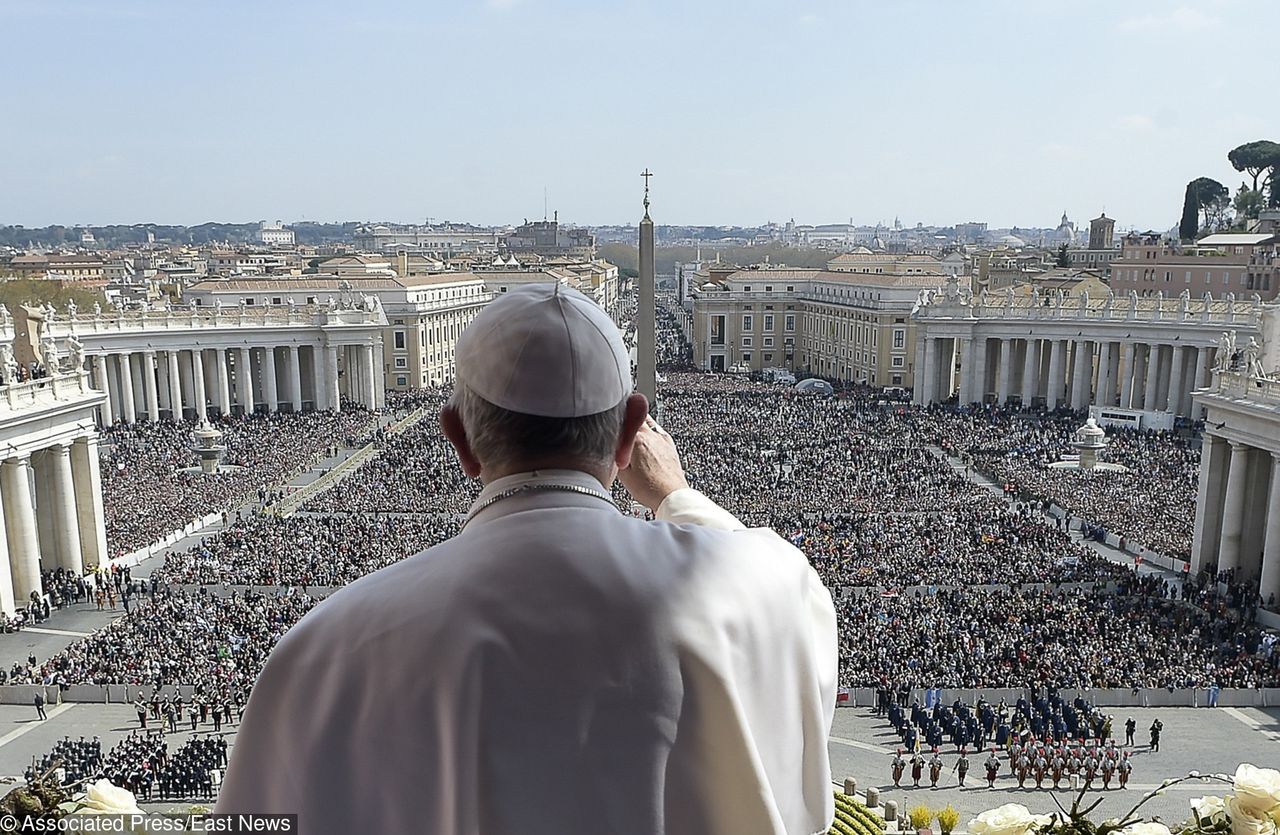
[2,0,1275,231]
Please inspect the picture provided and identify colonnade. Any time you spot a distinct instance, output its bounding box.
[87,343,382,425]
[0,434,106,616]
[1191,432,1280,605]
[916,335,1215,414]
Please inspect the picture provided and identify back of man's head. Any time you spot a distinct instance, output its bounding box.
[450,283,633,472]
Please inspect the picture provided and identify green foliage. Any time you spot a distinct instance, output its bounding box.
[1227,140,1280,193]
[1056,243,1070,267]
[830,793,887,835]
[1234,185,1264,224]
[0,279,106,311]
[909,804,934,830]
[1180,182,1202,241]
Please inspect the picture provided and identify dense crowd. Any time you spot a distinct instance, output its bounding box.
[16,311,1273,699]
[151,513,458,587]
[12,587,319,700]
[301,391,477,515]
[932,409,1199,561]
[101,411,378,557]
[837,573,1277,689]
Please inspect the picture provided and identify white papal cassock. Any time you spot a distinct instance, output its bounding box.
[216,469,838,835]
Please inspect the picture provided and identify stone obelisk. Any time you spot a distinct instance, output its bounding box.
[637,168,657,409]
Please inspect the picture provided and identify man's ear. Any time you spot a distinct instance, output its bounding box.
[441,405,482,479]
[614,393,650,470]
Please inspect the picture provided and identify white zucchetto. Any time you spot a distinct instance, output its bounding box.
[455,283,632,417]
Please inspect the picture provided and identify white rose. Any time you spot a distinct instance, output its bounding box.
[1227,797,1279,835]
[76,779,143,815]
[967,804,1052,835]
[1120,823,1173,835]
[1235,766,1280,818]
[1192,796,1228,824]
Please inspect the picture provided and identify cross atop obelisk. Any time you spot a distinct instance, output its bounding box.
[637,168,657,408]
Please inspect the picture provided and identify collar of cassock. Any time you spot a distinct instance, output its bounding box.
[466,468,618,525]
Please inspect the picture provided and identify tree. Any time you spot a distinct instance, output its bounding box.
[1179,182,1201,241]
[1234,184,1264,223]
[1055,243,1070,267]
[1180,177,1229,239]
[1227,140,1280,192]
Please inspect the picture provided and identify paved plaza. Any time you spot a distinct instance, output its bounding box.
[829,706,1280,824]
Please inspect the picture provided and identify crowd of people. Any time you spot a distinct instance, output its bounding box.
[33,731,228,801]
[10,301,1275,727]
[101,411,378,557]
[932,409,1199,561]
[152,513,458,588]
[12,587,319,703]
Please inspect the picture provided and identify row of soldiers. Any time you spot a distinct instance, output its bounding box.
[885,690,1142,755]
[890,742,1135,790]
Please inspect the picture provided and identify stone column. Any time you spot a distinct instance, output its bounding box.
[1,457,40,604]
[263,347,279,413]
[0,492,13,616]
[1259,453,1280,608]
[191,349,208,423]
[142,350,160,422]
[287,346,303,412]
[1096,341,1113,407]
[167,351,182,421]
[1191,434,1228,574]
[104,355,123,422]
[47,445,83,576]
[373,340,386,409]
[1167,345,1186,415]
[956,338,972,403]
[239,348,255,414]
[1020,338,1038,405]
[92,355,114,425]
[309,345,324,411]
[1046,339,1065,410]
[922,338,939,405]
[997,338,1013,404]
[70,436,106,571]
[325,345,341,411]
[363,345,377,409]
[1218,441,1252,574]
[1118,342,1134,408]
[215,348,232,417]
[118,352,136,425]
[1192,347,1210,416]
[1142,344,1160,411]
[1071,341,1091,410]
[912,332,927,406]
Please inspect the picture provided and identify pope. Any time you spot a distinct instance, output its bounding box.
[215,283,839,835]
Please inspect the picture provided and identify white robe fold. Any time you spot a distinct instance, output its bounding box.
[215,469,837,834]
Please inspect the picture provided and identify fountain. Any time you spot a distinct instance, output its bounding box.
[1049,417,1128,472]
[191,421,227,474]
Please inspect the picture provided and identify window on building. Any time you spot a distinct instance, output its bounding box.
[741,352,752,364]
[394,357,408,369]
[272,297,282,305]
[763,353,773,363]
[742,314,753,331]
[892,356,904,368]
[785,314,795,332]
[742,337,753,347]
[893,329,905,349]
[394,331,406,349]
[763,314,774,331]
[764,286,773,292]
[711,315,725,345]
[763,337,774,347]
[396,375,407,387]
[786,286,794,292]
[307,297,317,305]
[743,285,752,292]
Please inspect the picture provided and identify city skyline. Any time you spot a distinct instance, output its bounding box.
[0,0,1275,229]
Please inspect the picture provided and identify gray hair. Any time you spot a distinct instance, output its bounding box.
[450,383,627,469]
